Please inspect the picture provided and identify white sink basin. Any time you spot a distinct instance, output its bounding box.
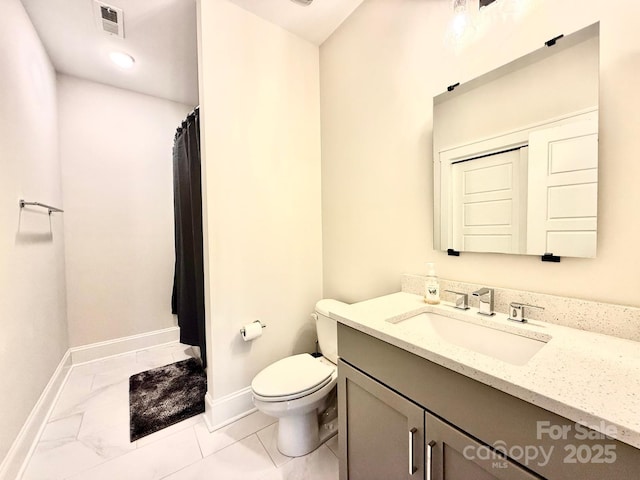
[389,312,548,366]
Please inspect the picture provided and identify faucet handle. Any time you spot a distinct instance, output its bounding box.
[444,290,470,310]
[509,302,544,323]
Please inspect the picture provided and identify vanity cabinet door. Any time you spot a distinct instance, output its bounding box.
[426,413,543,480]
[338,359,424,480]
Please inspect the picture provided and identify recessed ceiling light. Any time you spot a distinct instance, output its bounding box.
[109,51,135,69]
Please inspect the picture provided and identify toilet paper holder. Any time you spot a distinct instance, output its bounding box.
[240,320,267,336]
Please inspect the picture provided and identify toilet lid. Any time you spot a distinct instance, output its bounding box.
[252,353,334,399]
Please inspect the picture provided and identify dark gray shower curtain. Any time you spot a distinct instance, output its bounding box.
[172,107,206,368]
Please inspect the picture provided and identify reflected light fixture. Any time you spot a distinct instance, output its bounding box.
[447,0,532,49]
[453,0,468,12]
[447,0,475,46]
[452,0,469,37]
[109,51,135,69]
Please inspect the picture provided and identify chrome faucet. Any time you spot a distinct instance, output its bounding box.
[472,288,495,316]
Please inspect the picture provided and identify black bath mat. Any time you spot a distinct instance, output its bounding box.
[129,357,206,442]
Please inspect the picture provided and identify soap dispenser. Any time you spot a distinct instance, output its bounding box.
[424,262,440,305]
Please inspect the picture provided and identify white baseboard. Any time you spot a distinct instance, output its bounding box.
[70,326,180,364]
[0,350,72,480]
[0,326,182,479]
[203,388,256,432]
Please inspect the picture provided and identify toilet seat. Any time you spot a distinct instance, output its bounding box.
[251,353,335,402]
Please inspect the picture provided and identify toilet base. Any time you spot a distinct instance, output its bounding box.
[276,412,338,457]
[277,410,319,457]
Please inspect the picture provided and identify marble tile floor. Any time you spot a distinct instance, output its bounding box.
[20,342,339,480]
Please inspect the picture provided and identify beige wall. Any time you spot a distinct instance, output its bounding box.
[198,0,323,399]
[321,0,640,309]
[58,75,191,346]
[0,0,68,463]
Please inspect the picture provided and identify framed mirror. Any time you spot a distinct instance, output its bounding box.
[433,23,599,258]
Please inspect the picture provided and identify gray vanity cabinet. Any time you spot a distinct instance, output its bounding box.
[338,323,640,480]
[338,359,424,480]
[427,413,540,480]
[339,358,539,480]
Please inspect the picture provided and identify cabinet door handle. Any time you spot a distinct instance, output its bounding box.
[408,427,418,475]
[426,440,436,480]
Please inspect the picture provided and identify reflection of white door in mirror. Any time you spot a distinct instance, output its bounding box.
[432,22,599,258]
[438,109,597,258]
[527,118,598,257]
[451,148,528,254]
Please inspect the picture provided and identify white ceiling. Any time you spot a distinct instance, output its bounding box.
[21,0,199,106]
[19,0,364,107]
[227,0,365,46]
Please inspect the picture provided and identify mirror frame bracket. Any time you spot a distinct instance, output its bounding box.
[545,34,564,47]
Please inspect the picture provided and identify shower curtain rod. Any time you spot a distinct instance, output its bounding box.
[175,105,200,137]
[186,105,199,118]
[19,199,64,214]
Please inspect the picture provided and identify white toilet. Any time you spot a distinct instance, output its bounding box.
[251,299,348,457]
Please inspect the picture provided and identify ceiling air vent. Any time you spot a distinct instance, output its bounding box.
[93,1,125,38]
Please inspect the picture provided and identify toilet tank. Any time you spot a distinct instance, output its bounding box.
[314,299,349,364]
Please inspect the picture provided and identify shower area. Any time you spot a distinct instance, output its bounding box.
[172,106,207,368]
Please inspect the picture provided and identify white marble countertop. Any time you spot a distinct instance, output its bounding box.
[332,292,640,450]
